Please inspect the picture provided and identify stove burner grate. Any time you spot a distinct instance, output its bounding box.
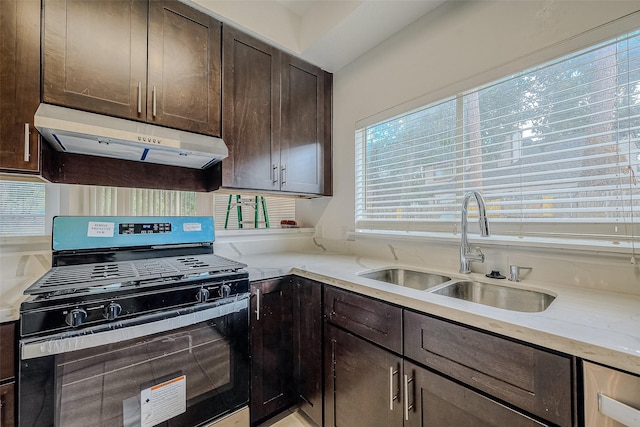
[24,254,246,296]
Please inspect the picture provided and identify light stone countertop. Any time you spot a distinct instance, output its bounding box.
[234,251,640,376]
[3,250,639,377]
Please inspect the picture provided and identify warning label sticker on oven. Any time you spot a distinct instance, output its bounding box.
[87,221,115,237]
[183,222,202,232]
[140,375,186,427]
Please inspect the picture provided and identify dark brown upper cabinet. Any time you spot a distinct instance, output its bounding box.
[147,1,221,135]
[0,0,41,172]
[222,25,332,196]
[42,0,222,137]
[222,26,281,192]
[280,54,330,195]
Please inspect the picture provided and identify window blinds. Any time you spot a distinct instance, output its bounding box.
[356,30,640,242]
[0,181,46,236]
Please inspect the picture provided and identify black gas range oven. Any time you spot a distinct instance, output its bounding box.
[18,216,249,427]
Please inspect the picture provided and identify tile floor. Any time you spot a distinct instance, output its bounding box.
[259,408,316,427]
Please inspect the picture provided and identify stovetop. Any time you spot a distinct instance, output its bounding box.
[24,253,247,298]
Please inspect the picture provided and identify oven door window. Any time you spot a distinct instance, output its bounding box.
[52,317,247,427]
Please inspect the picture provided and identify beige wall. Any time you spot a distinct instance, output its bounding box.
[303,0,640,294]
[315,0,640,240]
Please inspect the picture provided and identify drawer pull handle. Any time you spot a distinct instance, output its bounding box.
[152,86,157,117]
[24,123,31,161]
[137,82,142,114]
[404,374,414,421]
[389,366,399,410]
[598,393,640,427]
[256,289,260,321]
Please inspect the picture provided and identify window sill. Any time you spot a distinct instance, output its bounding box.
[215,227,315,240]
[355,229,639,257]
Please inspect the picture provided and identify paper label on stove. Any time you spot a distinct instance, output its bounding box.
[183,222,202,232]
[140,375,186,427]
[87,221,115,237]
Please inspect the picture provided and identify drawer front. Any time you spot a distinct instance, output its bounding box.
[324,286,402,353]
[583,361,640,427]
[404,310,573,427]
[404,360,548,427]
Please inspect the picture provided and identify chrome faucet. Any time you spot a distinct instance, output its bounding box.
[459,191,490,274]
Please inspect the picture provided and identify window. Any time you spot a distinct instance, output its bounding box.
[70,187,296,230]
[356,30,640,246]
[0,180,46,236]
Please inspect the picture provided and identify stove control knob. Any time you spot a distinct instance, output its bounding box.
[65,308,87,328]
[196,288,210,303]
[219,284,231,298]
[104,302,122,321]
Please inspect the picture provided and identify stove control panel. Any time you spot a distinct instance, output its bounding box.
[119,222,171,235]
[20,272,250,337]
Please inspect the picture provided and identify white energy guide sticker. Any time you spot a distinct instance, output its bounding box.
[140,375,187,427]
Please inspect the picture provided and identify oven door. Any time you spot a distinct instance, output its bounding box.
[19,296,249,427]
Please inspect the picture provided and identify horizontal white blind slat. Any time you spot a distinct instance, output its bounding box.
[356,29,640,241]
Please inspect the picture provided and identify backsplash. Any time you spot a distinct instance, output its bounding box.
[314,236,640,297]
[0,237,52,320]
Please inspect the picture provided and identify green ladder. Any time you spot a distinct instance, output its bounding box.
[224,195,270,229]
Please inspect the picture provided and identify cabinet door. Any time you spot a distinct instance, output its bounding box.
[280,54,328,195]
[325,324,403,427]
[0,323,15,382]
[222,26,280,191]
[0,382,15,427]
[147,1,221,136]
[0,0,40,172]
[250,278,294,424]
[404,360,547,427]
[42,0,147,120]
[292,277,323,426]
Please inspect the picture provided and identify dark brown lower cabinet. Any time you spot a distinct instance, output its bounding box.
[250,278,294,424]
[0,383,16,427]
[404,360,547,427]
[292,276,323,426]
[324,324,403,427]
[0,382,15,427]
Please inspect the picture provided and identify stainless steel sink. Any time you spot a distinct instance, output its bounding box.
[433,281,555,312]
[359,268,451,291]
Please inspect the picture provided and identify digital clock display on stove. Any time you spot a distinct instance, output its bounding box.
[119,222,172,234]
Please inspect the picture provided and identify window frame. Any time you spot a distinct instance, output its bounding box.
[355,30,640,252]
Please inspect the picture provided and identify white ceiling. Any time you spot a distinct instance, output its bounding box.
[190,0,446,72]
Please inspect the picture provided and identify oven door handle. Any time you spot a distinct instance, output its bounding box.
[20,297,248,360]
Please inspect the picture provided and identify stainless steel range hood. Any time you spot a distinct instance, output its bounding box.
[34,104,227,169]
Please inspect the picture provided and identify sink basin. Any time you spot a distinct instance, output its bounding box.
[359,268,451,291]
[433,281,555,312]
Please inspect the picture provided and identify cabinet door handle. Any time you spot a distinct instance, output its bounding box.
[404,373,414,421]
[598,393,640,427]
[152,86,157,117]
[272,164,279,185]
[281,165,287,186]
[24,123,31,161]
[389,366,399,410]
[137,82,142,114]
[256,289,261,321]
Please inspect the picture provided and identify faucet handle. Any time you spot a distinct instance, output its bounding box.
[508,265,532,282]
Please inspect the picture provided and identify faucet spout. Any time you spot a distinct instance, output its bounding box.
[459,191,490,274]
